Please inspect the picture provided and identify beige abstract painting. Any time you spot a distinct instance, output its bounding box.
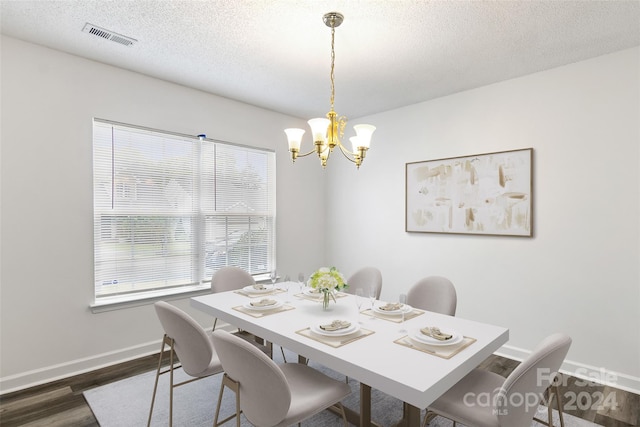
[406,148,532,236]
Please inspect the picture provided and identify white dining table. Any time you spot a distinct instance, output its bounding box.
[191,284,508,427]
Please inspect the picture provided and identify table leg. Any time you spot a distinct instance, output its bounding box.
[326,382,381,427]
[392,402,422,427]
[360,383,372,427]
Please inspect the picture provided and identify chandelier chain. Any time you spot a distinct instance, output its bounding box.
[330,24,336,110]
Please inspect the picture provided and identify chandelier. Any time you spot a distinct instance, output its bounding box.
[285,12,376,169]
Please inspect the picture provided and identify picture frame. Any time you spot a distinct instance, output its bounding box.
[405,148,533,237]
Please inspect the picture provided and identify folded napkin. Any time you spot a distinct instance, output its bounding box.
[379,302,403,311]
[250,298,277,307]
[420,326,453,341]
[252,284,267,290]
[320,320,352,331]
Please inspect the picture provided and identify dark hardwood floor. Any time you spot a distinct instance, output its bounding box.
[0,352,171,427]
[478,355,640,427]
[0,353,637,426]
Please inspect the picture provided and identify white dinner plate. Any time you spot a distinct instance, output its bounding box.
[372,303,413,315]
[410,328,463,346]
[242,284,275,294]
[310,321,360,337]
[303,288,323,296]
[242,300,283,311]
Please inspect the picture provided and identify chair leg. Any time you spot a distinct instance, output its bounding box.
[556,384,566,427]
[147,335,168,427]
[546,383,566,427]
[532,375,565,427]
[337,402,348,427]
[214,374,242,427]
[422,410,441,427]
[235,380,241,427]
[280,345,287,363]
[168,339,175,427]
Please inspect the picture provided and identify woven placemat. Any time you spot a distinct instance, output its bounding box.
[296,326,375,348]
[233,288,286,298]
[294,291,349,302]
[361,308,425,323]
[232,304,295,318]
[394,335,476,359]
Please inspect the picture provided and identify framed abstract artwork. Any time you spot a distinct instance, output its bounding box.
[405,148,533,237]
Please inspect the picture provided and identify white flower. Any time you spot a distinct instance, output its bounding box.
[307,267,348,292]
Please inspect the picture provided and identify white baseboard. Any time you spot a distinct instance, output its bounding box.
[496,344,640,395]
[0,340,160,395]
[0,323,236,395]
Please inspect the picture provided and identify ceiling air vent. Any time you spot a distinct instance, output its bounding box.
[82,23,137,47]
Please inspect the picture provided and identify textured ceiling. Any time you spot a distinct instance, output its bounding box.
[1,0,639,119]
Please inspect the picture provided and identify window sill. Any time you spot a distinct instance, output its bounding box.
[90,272,273,313]
[90,284,211,313]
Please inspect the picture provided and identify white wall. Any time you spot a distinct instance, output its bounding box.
[326,47,640,392]
[0,36,326,391]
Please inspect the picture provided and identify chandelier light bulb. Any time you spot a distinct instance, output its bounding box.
[353,124,376,149]
[308,118,330,143]
[284,128,305,151]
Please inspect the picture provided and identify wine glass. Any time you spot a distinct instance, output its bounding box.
[398,293,408,333]
[297,272,305,293]
[368,286,377,319]
[355,288,365,324]
[269,269,277,286]
[282,274,291,302]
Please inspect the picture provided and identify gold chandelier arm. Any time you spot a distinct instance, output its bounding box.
[336,140,355,158]
[296,147,321,158]
[336,143,357,163]
[336,140,368,169]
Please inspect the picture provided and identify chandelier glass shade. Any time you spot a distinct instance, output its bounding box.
[285,12,376,169]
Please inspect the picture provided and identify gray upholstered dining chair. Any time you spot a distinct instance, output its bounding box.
[346,266,383,298]
[407,275,457,316]
[211,266,256,331]
[424,332,572,427]
[148,301,226,427]
[210,266,274,358]
[211,329,351,427]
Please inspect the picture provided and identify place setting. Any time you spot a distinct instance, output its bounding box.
[232,297,295,318]
[295,286,349,302]
[394,325,476,359]
[362,300,424,323]
[296,318,375,348]
[233,283,286,298]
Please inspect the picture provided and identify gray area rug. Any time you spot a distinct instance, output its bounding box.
[84,349,600,426]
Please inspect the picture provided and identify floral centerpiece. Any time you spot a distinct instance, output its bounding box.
[308,267,348,310]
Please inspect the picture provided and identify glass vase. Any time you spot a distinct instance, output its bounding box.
[322,290,331,311]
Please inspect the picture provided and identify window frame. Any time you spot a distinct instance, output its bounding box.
[91,119,276,311]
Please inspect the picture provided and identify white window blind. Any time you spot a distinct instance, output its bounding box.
[93,119,275,304]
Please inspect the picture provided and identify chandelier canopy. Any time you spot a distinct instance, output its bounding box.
[285,12,376,169]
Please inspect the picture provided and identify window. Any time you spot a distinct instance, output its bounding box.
[93,119,275,306]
